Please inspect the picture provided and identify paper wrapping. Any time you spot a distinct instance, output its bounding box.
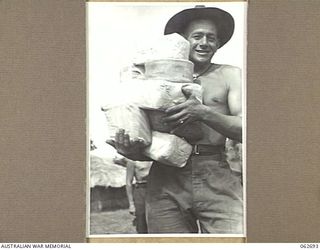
[120,64,145,82]
[132,33,190,64]
[144,131,192,168]
[120,80,202,109]
[144,59,194,83]
[102,104,152,146]
[120,79,188,110]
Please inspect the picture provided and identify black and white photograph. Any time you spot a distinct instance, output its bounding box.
[88,2,247,236]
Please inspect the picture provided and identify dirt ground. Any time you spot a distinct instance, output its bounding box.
[90,209,136,235]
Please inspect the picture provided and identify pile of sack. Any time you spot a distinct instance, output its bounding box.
[102,34,203,168]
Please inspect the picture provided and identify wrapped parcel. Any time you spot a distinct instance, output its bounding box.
[145,59,193,83]
[144,131,192,168]
[102,104,152,147]
[116,80,203,141]
[103,33,205,167]
[122,79,188,110]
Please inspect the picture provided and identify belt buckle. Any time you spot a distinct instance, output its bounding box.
[193,145,200,155]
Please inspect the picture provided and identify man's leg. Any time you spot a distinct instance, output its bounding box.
[146,162,197,233]
[146,193,198,233]
[133,185,148,233]
[192,155,244,234]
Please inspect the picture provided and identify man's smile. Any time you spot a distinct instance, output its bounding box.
[195,49,211,55]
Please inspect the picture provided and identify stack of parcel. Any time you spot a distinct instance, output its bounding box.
[102,34,203,168]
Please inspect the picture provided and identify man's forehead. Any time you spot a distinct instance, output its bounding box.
[184,19,218,34]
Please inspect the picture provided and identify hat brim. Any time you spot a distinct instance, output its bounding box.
[164,7,235,48]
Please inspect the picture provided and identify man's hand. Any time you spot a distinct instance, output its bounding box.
[163,86,207,128]
[129,203,136,216]
[106,129,145,161]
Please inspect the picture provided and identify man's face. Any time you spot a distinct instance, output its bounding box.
[183,19,219,66]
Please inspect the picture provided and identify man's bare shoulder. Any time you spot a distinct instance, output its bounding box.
[215,64,241,75]
[213,64,241,89]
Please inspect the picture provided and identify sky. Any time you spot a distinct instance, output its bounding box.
[87,2,247,152]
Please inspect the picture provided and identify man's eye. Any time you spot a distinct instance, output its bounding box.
[208,37,217,42]
[192,35,201,39]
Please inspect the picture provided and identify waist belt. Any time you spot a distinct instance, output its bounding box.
[191,144,225,155]
[135,181,147,188]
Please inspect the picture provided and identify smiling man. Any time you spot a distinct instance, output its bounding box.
[185,19,220,75]
[114,6,243,234]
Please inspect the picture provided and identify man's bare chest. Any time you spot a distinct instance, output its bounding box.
[198,75,229,108]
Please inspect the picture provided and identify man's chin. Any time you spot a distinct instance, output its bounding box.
[190,54,213,65]
[191,58,212,66]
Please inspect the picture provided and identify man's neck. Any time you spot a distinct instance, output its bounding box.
[194,63,211,74]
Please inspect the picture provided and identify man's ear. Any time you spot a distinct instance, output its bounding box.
[216,39,221,49]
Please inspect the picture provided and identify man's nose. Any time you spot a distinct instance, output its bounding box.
[199,36,209,47]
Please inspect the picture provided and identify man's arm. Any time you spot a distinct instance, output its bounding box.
[163,67,242,142]
[125,161,136,215]
[202,67,242,142]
